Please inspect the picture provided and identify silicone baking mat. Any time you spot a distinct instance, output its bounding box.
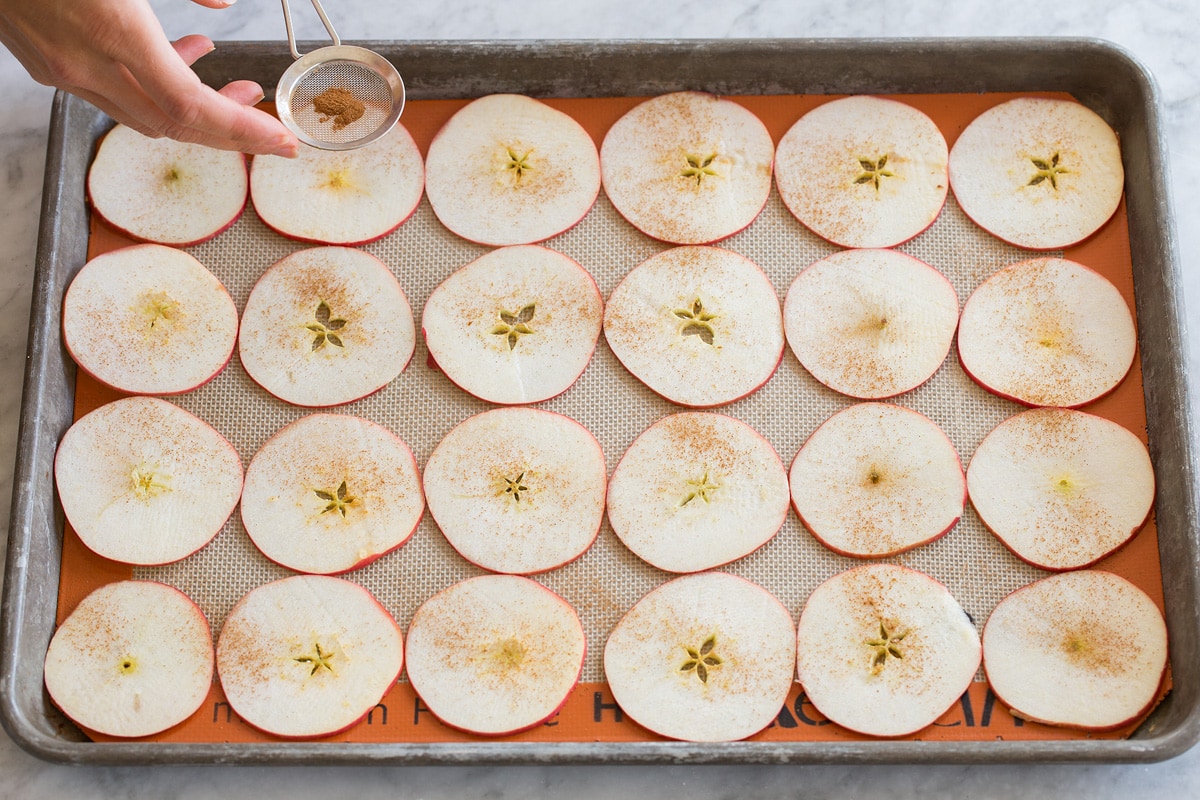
[60,92,1164,744]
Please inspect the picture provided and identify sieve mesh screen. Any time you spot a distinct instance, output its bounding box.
[289,60,395,145]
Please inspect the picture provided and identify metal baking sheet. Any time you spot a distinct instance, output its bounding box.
[2,38,1197,764]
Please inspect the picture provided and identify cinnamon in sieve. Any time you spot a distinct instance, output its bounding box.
[312,87,366,131]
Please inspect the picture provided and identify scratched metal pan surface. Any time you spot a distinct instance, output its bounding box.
[2,39,1197,764]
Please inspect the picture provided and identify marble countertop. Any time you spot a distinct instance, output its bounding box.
[2,0,1198,796]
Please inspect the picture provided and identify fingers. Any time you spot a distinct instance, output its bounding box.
[172,34,215,66]
[120,32,297,156]
[218,79,266,107]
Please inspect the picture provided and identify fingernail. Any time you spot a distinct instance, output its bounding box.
[272,141,300,158]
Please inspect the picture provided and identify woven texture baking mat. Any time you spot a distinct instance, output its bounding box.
[134,132,1051,685]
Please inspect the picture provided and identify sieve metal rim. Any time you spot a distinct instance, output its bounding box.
[275,44,406,151]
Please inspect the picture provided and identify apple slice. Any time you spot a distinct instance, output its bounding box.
[604,246,784,407]
[62,244,239,395]
[422,245,603,404]
[249,124,424,245]
[404,575,586,736]
[600,91,774,244]
[956,257,1136,407]
[54,396,243,565]
[775,95,949,248]
[949,97,1124,250]
[967,408,1154,570]
[783,249,959,400]
[87,123,248,245]
[606,412,789,572]
[44,580,213,738]
[982,570,1167,731]
[423,94,600,245]
[238,246,416,407]
[789,403,965,558]
[795,564,981,737]
[240,414,424,575]
[603,572,796,742]
[423,407,606,575]
[216,575,404,739]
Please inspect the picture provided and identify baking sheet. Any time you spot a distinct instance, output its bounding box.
[3,39,1198,764]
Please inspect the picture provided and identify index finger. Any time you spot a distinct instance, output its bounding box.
[121,28,296,155]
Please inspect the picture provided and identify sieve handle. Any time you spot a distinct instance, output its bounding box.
[281,0,342,60]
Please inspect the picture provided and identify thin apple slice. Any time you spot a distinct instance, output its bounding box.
[250,124,424,245]
[949,97,1124,250]
[967,408,1154,570]
[424,94,600,245]
[603,572,796,742]
[957,257,1136,407]
[44,580,213,738]
[604,246,784,407]
[54,396,243,565]
[783,249,959,400]
[404,575,586,736]
[422,245,603,404]
[238,246,415,407]
[241,414,424,575]
[790,403,965,558]
[87,123,248,245]
[216,575,404,739]
[62,244,239,395]
[607,412,789,572]
[600,91,774,244]
[795,564,981,737]
[775,95,948,248]
[982,570,1167,731]
[423,407,606,575]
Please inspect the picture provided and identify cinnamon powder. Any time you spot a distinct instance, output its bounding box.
[312,87,365,130]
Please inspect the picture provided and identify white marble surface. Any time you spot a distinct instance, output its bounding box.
[1,0,1199,795]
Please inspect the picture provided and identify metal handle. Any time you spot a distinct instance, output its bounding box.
[281,0,341,60]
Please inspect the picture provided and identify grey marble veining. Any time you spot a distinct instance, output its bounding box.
[2,0,1199,796]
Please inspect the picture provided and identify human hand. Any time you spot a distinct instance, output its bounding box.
[0,0,299,156]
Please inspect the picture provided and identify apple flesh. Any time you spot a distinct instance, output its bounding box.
[603,572,796,742]
[795,564,980,737]
[422,245,603,405]
[62,244,239,396]
[423,407,606,575]
[783,248,959,400]
[956,257,1136,407]
[87,123,247,246]
[603,245,784,407]
[216,574,404,739]
[606,411,789,572]
[982,570,1167,731]
[249,124,424,245]
[54,396,243,565]
[789,403,965,558]
[600,91,774,244]
[967,407,1155,570]
[403,574,586,736]
[949,97,1124,250]
[240,413,424,575]
[44,580,214,738]
[775,95,948,248]
[238,246,416,407]
[424,93,601,246]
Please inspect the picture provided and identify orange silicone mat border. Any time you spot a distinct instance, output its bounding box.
[62,91,1165,745]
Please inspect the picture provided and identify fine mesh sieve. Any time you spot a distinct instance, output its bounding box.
[275,0,405,150]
